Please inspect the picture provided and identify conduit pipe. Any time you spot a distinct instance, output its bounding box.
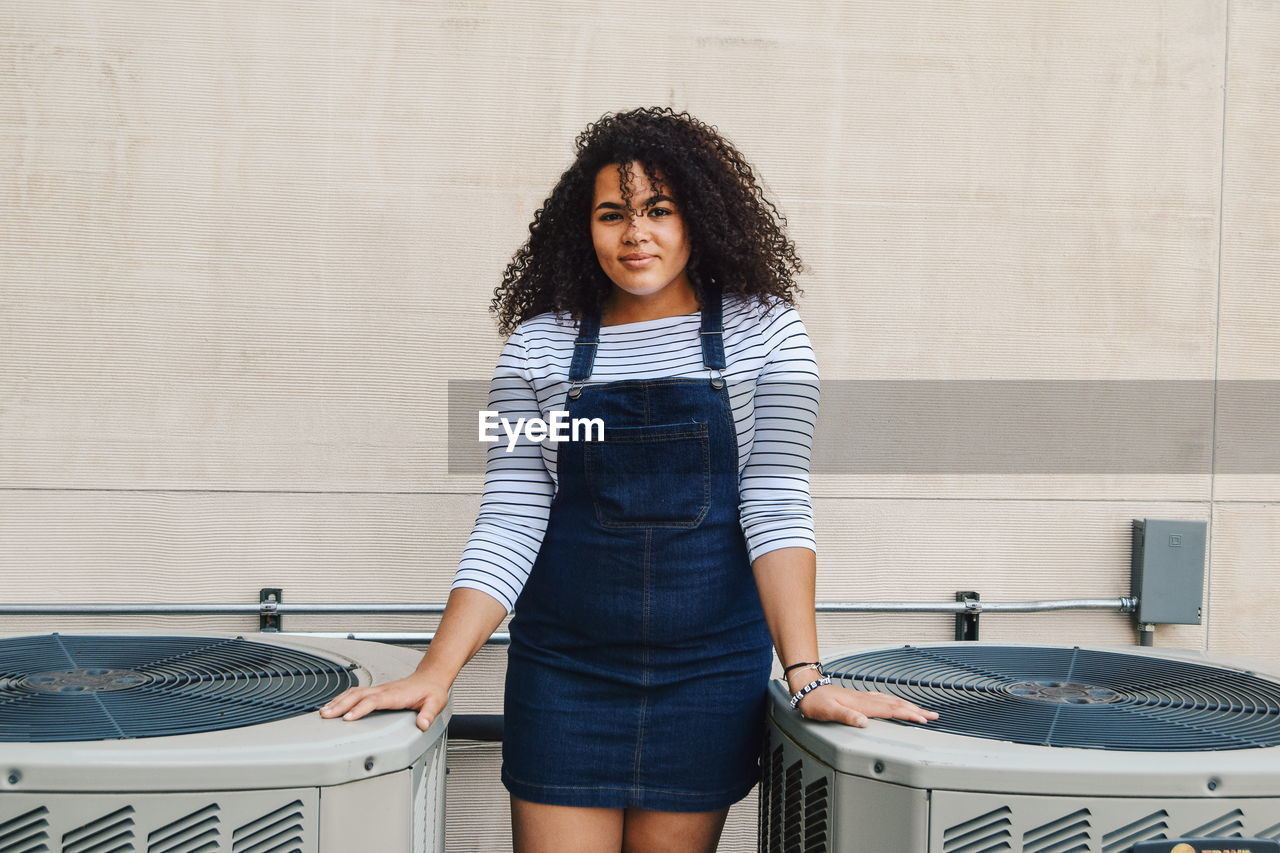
[2,597,1138,646]
[0,598,1136,617]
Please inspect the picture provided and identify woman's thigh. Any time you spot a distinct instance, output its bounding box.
[510,796,625,853]
[621,806,731,853]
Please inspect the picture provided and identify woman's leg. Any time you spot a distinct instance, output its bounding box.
[621,806,732,853]
[510,796,625,853]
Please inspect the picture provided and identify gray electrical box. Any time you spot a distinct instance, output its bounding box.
[1130,518,1206,625]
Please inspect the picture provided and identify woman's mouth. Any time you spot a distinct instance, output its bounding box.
[620,255,656,269]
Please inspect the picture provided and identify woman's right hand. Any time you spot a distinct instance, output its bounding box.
[319,672,448,732]
[320,588,506,732]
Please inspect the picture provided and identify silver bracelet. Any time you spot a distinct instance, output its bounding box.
[789,675,832,710]
[783,662,823,680]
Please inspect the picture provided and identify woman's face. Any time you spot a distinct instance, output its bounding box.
[590,162,693,302]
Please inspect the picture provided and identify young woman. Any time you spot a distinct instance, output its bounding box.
[321,107,936,853]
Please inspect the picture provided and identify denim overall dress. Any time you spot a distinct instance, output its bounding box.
[501,288,775,812]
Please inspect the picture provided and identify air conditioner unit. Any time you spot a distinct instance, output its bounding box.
[0,630,450,853]
[761,642,1280,853]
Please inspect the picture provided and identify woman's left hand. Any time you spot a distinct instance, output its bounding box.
[792,683,939,727]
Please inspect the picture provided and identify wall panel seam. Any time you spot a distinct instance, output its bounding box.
[1206,0,1233,653]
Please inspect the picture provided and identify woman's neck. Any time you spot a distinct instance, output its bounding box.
[601,283,699,327]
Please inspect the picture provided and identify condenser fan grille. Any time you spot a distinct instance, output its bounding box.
[829,645,1280,751]
[0,634,358,742]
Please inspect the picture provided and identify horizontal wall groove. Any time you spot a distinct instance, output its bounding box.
[0,489,1255,503]
[0,488,457,496]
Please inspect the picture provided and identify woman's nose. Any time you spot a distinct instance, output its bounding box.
[624,214,648,242]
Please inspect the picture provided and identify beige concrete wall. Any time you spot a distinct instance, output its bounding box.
[3,2,1276,850]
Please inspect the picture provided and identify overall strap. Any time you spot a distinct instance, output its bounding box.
[699,285,726,371]
[568,309,602,384]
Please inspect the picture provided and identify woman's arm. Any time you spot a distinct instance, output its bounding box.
[320,587,507,730]
[736,304,821,560]
[324,324,553,729]
[451,324,556,613]
[741,304,935,725]
[752,546,938,726]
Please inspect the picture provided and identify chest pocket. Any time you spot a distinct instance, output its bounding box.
[583,421,712,528]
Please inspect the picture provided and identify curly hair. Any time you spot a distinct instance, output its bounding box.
[490,106,804,336]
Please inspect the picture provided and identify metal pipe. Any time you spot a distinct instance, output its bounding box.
[0,597,1136,616]
[816,597,1137,614]
[448,713,504,741]
[0,603,447,615]
[283,631,511,646]
[3,598,1136,648]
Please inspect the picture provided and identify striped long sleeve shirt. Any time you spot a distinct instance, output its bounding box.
[452,294,820,614]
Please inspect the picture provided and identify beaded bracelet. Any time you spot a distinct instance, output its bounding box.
[789,675,832,710]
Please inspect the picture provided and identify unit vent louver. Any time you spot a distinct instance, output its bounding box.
[943,806,1013,852]
[1022,808,1090,853]
[0,634,357,742]
[829,645,1280,751]
[1185,808,1245,838]
[761,740,784,852]
[759,732,832,853]
[231,801,304,853]
[1100,810,1168,853]
[802,777,829,851]
[0,806,51,853]
[146,804,219,853]
[61,806,134,853]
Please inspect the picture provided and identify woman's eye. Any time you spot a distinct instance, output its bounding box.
[599,212,622,222]
[649,207,673,217]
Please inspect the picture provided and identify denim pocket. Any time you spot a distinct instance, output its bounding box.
[583,421,711,528]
